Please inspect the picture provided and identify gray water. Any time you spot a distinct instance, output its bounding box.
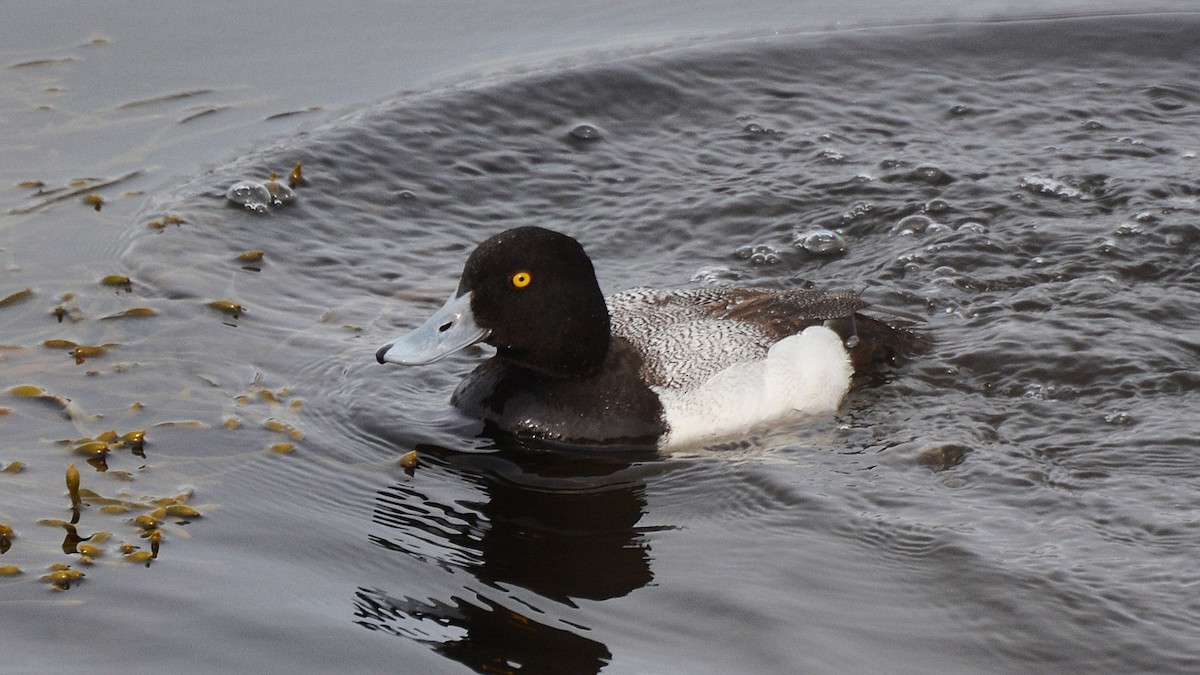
[3,7,1200,674]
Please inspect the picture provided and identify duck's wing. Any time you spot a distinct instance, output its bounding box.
[608,287,926,383]
[702,288,866,339]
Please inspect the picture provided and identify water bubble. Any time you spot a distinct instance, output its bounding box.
[1081,119,1106,131]
[689,266,741,286]
[948,104,971,116]
[1017,175,1090,201]
[839,201,875,225]
[911,165,953,185]
[569,123,601,140]
[955,220,987,234]
[1104,411,1133,425]
[264,181,294,206]
[794,228,848,256]
[892,214,933,236]
[225,182,272,214]
[734,243,782,265]
[817,149,846,163]
[742,122,777,136]
[924,199,951,214]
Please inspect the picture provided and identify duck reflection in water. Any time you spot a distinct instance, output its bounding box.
[354,442,666,674]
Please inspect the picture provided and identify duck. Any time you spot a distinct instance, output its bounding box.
[376,226,921,448]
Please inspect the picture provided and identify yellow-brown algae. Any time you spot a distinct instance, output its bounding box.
[99,274,131,287]
[152,420,205,428]
[223,417,240,430]
[147,219,165,229]
[398,450,419,470]
[77,543,102,558]
[236,250,265,262]
[121,429,146,445]
[0,565,21,576]
[66,463,81,507]
[74,440,109,456]
[288,162,303,188]
[133,515,159,530]
[71,345,110,362]
[160,504,200,519]
[124,550,153,563]
[269,442,295,454]
[96,430,118,443]
[41,569,84,587]
[0,288,33,308]
[206,300,243,316]
[83,194,104,211]
[18,180,45,189]
[2,461,23,473]
[43,339,78,349]
[102,307,157,319]
[163,214,183,225]
[0,523,13,537]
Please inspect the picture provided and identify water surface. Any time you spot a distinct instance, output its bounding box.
[3,10,1200,674]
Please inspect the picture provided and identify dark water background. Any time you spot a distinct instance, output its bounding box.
[3,7,1200,674]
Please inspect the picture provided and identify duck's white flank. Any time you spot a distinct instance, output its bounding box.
[654,325,852,447]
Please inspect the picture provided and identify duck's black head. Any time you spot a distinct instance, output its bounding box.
[376,226,612,379]
[463,226,611,377]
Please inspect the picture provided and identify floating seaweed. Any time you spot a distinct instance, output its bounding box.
[9,170,141,216]
[99,274,132,287]
[206,300,243,318]
[101,307,157,320]
[0,288,33,308]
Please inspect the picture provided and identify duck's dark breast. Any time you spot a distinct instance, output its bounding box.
[451,337,666,446]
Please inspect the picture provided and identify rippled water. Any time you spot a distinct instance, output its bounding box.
[3,12,1200,674]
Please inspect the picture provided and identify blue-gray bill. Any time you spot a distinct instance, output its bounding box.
[376,291,490,365]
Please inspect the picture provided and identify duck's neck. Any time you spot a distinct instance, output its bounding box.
[495,301,611,379]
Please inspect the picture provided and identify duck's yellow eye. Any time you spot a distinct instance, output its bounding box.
[511,271,532,289]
